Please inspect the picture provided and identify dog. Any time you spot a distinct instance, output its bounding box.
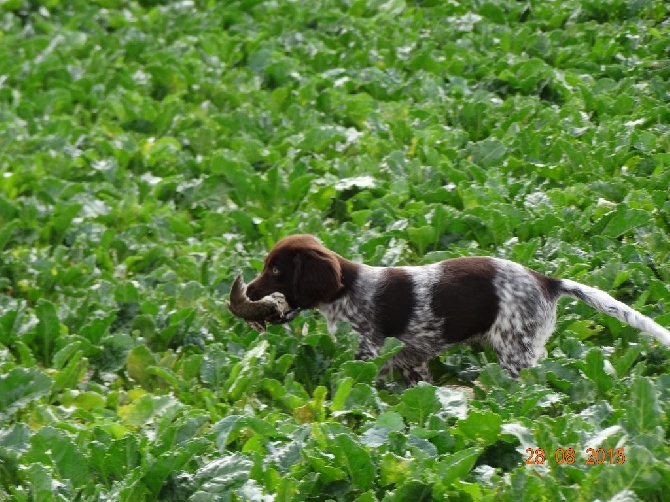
[246,234,670,384]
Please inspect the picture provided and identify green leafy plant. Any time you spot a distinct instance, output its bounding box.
[0,0,668,500]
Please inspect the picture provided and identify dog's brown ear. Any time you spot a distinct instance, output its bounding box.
[293,248,343,308]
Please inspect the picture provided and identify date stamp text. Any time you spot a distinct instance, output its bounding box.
[525,447,626,465]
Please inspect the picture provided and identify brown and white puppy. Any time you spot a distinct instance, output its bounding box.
[246,234,670,384]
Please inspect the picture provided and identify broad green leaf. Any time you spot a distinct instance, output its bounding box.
[143,439,211,493]
[79,314,114,344]
[360,426,392,448]
[25,427,90,488]
[224,340,269,400]
[377,411,405,431]
[118,394,179,427]
[625,376,662,434]
[0,220,17,252]
[190,453,253,497]
[71,391,106,411]
[370,337,404,370]
[331,377,354,412]
[505,467,553,500]
[578,348,613,394]
[286,174,316,202]
[23,463,60,502]
[88,433,141,485]
[52,346,87,393]
[305,448,346,483]
[457,409,502,444]
[94,333,135,373]
[0,367,52,419]
[333,433,375,491]
[434,447,483,488]
[35,300,60,366]
[394,383,441,425]
[435,386,469,419]
[597,205,651,238]
[211,415,277,453]
[146,365,187,391]
[0,308,19,345]
[384,480,433,502]
[468,139,507,168]
[200,343,230,387]
[579,444,661,501]
[340,360,378,384]
[361,412,406,447]
[0,423,32,452]
[379,452,413,486]
[406,226,437,255]
[126,345,158,389]
[500,422,536,454]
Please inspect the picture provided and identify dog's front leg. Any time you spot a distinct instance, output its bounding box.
[389,348,433,386]
[355,335,382,360]
[355,337,431,386]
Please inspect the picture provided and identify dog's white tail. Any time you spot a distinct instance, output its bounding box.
[558,279,670,345]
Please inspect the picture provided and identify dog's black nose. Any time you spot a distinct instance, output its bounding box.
[246,282,262,301]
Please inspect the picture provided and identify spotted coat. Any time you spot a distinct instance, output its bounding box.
[247,235,670,385]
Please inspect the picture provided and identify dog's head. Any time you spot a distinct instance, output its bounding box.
[246,234,344,309]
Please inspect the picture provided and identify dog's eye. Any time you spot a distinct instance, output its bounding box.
[270,266,280,276]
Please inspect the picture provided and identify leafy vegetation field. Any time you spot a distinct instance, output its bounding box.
[1,0,669,500]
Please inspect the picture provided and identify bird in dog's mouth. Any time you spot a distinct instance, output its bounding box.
[227,274,301,331]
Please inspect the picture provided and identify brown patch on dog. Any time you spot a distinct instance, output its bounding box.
[431,257,499,343]
[372,268,415,337]
[530,270,562,299]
